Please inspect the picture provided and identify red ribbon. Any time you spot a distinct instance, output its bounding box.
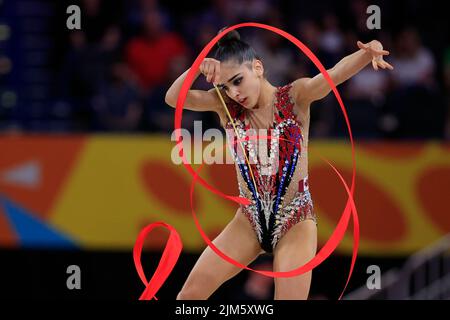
[133,222,182,300]
[134,22,360,300]
[176,23,359,299]
[189,150,359,300]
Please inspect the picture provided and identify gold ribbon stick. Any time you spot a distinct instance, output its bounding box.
[213,84,259,200]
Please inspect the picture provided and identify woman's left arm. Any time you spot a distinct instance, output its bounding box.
[293,40,394,105]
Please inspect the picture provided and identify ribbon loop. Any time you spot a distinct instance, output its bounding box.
[133,222,182,300]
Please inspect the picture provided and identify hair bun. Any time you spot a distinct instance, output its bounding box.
[217,28,240,47]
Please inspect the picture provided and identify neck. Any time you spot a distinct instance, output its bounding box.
[254,79,276,110]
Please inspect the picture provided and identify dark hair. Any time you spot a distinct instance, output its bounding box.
[214,28,260,64]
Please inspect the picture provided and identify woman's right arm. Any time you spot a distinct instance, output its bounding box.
[165,58,222,112]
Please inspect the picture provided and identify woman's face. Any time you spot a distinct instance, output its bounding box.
[217,59,264,109]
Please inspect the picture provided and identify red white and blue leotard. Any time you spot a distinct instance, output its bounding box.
[225,83,317,254]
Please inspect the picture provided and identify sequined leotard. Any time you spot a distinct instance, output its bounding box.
[224,83,317,254]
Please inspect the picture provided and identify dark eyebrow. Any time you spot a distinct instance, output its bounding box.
[218,73,241,89]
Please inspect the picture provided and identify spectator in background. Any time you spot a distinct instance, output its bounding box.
[92,59,143,131]
[228,0,272,22]
[58,24,124,130]
[125,7,187,92]
[444,47,450,140]
[190,21,218,91]
[143,53,214,133]
[184,0,271,36]
[383,27,443,138]
[58,30,89,101]
[294,19,336,75]
[345,42,389,102]
[319,12,345,66]
[349,0,373,38]
[292,19,336,138]
[339,62,389,138]
[249,9,295,86]
[126,0,171,37]
[57,30,94,130]
[390,28,436,89]
[80,0,111,44]
[339,31,391,139]
[182,0,231,43]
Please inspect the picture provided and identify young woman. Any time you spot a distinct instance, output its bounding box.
[165,29,393,300]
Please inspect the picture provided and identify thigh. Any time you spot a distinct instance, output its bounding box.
[273,219,317,300]
[180,208,264,298]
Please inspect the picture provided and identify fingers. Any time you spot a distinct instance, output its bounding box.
[208,63,221,84]
[199,60,209,80]
[212,63,220,85]
[383,60,394,70]
[359,40,394,71]
[201,59,221,83]
[357,41,369,50]
[206,63,214,83]
[372,58,378,71]
[372,58,395,71]
[209,64,216,83]
[372,49,390,56]
[199,62,206,76]
[358,40,390,56]
[376,59,394,71]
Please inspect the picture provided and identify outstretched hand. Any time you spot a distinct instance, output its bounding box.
[357,40,394,71]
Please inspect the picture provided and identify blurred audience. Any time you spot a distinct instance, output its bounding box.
[91,59,142,131]
[444,47,450,140]
[390,28,436,89]
[125,7,187,92]
[3,0,447,139]
[249,9,296,86]
[382,27,443,138]
[319,12,345,66]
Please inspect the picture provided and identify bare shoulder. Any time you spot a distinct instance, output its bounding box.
[291,78,310,92]
[290,78,312,111]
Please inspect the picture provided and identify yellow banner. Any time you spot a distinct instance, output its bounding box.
[1,136,449,256]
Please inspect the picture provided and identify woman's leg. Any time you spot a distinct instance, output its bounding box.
[273,219,317,300]
[177,208,264,300]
